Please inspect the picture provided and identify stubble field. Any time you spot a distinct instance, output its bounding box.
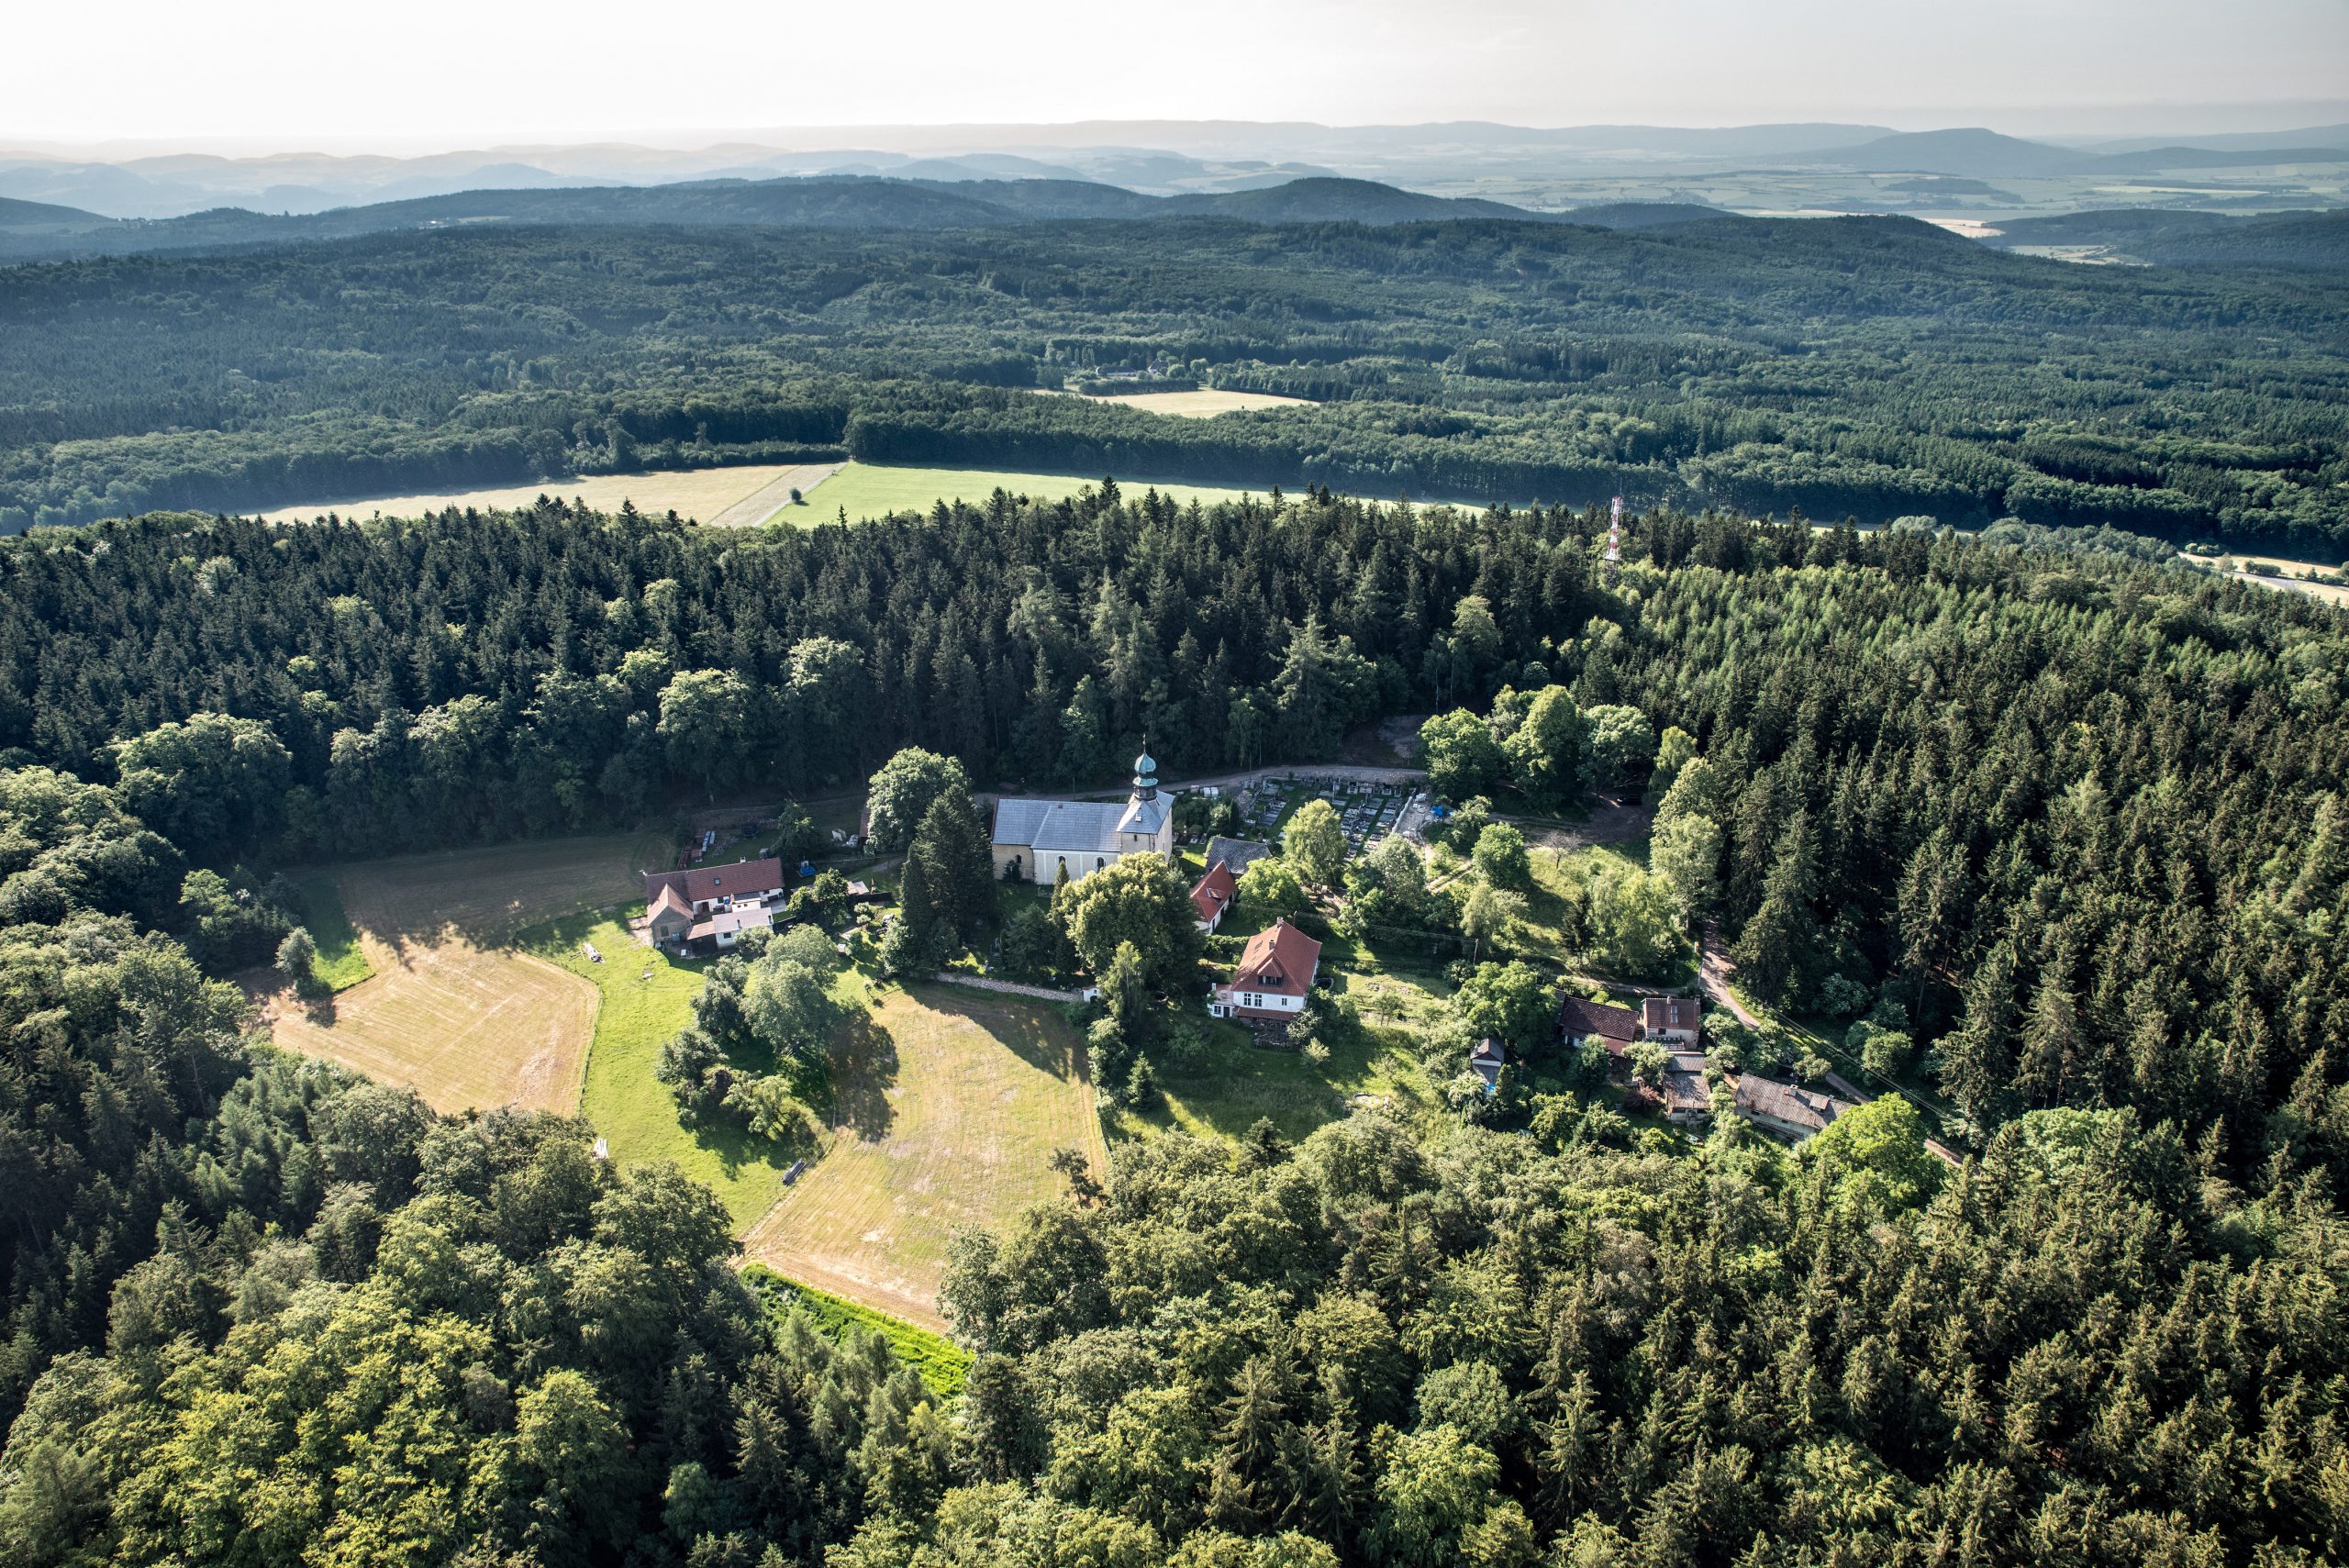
[741,983,1106,1330]
[262,835,659,1114]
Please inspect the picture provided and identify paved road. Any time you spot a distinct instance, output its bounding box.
[705,462,847,528]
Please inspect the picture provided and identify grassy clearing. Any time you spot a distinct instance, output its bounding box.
[1112,990,1438,1146]
[250,462,830,526]
[292,873,373,992]
[1071,388,1315,417]
[763,462,1272,527]
[527,914,835,1229]
[264,835,658,1115]
[741,983,1105,1331]
[743,1264,973,1398]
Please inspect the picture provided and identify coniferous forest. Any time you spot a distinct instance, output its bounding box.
[3,216,2346,550]
[0,485,2345,1564]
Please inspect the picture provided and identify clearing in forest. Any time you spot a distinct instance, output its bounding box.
[262,835,659,1115]
[741,983,1106,1331]
[759,461,1266,527]
[248,462,838,526]
[1074,388,1315,417]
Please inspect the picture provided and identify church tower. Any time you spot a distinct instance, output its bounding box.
[1115,742,1172,852]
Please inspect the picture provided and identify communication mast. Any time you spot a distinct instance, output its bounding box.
[1605,495,1623,584]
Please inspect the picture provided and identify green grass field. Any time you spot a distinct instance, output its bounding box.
[743,1264,973,1398]
[529,914,829,1229]
[761,462,1278,527]
[1112,999,1436,1145]
[292,873,373,992]
[740,982,1106,1330]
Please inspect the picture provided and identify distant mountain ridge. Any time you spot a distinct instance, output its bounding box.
[0,173,1680,261]
[1792,126,2349,177]
[16,118,2346,222]
[2,167,2337,270]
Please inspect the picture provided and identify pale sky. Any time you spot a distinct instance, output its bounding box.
[7,0,2345,149]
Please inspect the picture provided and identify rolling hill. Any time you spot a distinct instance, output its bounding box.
[1792,127,2348,179]
[0,172,1588,261]
[1984,206,2349,266]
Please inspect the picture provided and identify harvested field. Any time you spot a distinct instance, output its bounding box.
[741,984,1105,1330]
[765,461,1263,528]
[248,462,832,526]
[1074,388,1314,417]
[261,835,660,1115]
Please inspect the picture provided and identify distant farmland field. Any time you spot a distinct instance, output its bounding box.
[1072,388,1315,417]
[759,461,1268,527]
[262,835,658,1115]
[249,462,837,526]
[741,984,1107,1330]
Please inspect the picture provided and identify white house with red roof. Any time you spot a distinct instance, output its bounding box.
[1209,917,1321,1020]
[1190,859,1238,932]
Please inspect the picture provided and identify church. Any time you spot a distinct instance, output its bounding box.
[991,751,1176,887]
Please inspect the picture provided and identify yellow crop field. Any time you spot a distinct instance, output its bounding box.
[741,983,1106,1330]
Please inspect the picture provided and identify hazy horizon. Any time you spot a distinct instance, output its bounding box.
[10,0,2345,149]
[6,105,2349,165]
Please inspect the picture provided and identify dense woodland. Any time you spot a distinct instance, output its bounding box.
[1,491,2346,1563]
[4,215,2346,549]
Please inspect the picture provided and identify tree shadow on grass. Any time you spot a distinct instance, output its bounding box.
[301,832,651,956]
[825,1008,900,1142]
[912,984,1078,1083]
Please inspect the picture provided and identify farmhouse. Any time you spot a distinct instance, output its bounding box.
[992,751,1177,887]
[1210,917,1321,1020]
[1558,995,1641,1057]
[1734,1076,1859,1140]
[1642,995,1703,1046]
[1191,859,1238,932]
[644,856,786,951]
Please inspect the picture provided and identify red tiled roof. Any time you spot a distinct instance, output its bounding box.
[646,857,785,907]
[1191,860,1237,922]
[1643,996,1702,1034]
[650,884,693,920]
[1230,918,1320,996]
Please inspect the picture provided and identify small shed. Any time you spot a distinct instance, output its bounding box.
[1469,1037,1506,1095]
